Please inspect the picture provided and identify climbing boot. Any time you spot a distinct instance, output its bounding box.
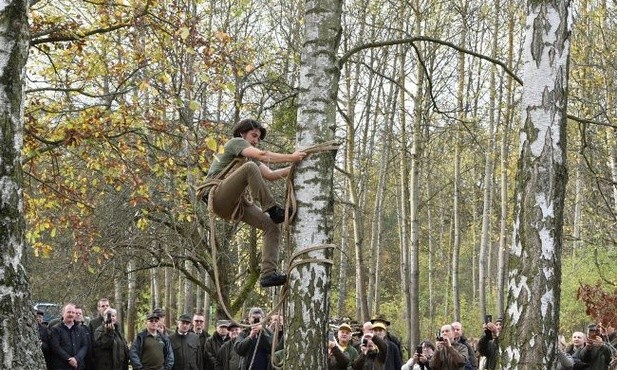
[260,272,287,288]
[266,205,290,224]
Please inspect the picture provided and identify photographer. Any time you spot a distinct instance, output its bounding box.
[580,324,612,370]
[429,325,468,370]
[234,307,274,370]
[92,308,129,370]
[478,318,502,370]
[402,340,434,370]
[352,333,387,370]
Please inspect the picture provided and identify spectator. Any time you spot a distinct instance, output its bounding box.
[452,321,477,370]
[371,321,402,370]
[329,335,350,370]
[354,322,374,353]
[580,324,612,370]
[169,314,199,370]
[191,313,211,370]
[201,118,307,288]
[370,314,404,361]
[478,317,502,370]
[129,312,174,370]
[567,332,586,356]
[36,309,53,368]
[402,340,435,370]
[268,314,285,352]
[217,321,242,370]
[49,303,90,370]
[205,320,230,369]
[88,297,116,368]
[336,323,358,370]
[92,308,129,370]
[153,308,173,336]
[89,298,112,335]
[554,336,575,370]
[429,324,469,370]
[234,307,273,370]
[352,333,387,370]
[74,306,87,327]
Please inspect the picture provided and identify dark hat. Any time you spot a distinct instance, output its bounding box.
[496,317,504,323]
[370,314,391,326]
[232,119,267,140]
[147,312,160,320]
[36,310,44,316]
[228,321,240,330]
[178,314,192,323]
[216,320,231,328]
[152,308,166,317]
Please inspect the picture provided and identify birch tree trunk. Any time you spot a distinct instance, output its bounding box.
[503,1,571,368]
[408,7,425,346]
[0,1,46,368]
[126,257,137,342]
[284,0,342,368]
[452,14,466,320]
[479,0,500,319]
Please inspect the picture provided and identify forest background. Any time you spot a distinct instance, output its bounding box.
[24,0,616,352]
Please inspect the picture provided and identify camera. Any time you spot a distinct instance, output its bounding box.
[416,345,423,355]
[328,331,336,342]
[362,338,368,346]
[485,314,492,324]
[253,317,260,324]
[436,330,444,342]
[587,325,597,339]
[105,312,112,324]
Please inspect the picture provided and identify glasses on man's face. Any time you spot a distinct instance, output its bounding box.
[194,320,204,323]
[148,319,159,323]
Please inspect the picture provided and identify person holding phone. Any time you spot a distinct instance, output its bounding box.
[352,333,388,370]
[234,307,274,370]
[430,325,468,370]
[580,324,613,370]
[92,308,129,370]
[478,317,502,370]
[402,340,435,370]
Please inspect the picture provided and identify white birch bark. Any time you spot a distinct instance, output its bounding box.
[284,0,343,368]
[504,1,571,368]
[0,1,46,368]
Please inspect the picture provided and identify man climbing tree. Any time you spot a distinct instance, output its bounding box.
[0,0,47,368]
[201,118,307,288]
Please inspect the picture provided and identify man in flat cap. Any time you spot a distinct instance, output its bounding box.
[169,314,199,370]
[205,320,230,369]
[129,312,174,370]
[217,321,243,370]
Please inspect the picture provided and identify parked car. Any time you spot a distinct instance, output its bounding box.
[33,302,62,324]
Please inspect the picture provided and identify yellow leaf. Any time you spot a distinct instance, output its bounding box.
[189,100,200,112]
[206,137,218,151]
[179,27,190,40]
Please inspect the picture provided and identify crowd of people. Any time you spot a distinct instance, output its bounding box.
[36,298,616,370]
[35,298,287,370]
